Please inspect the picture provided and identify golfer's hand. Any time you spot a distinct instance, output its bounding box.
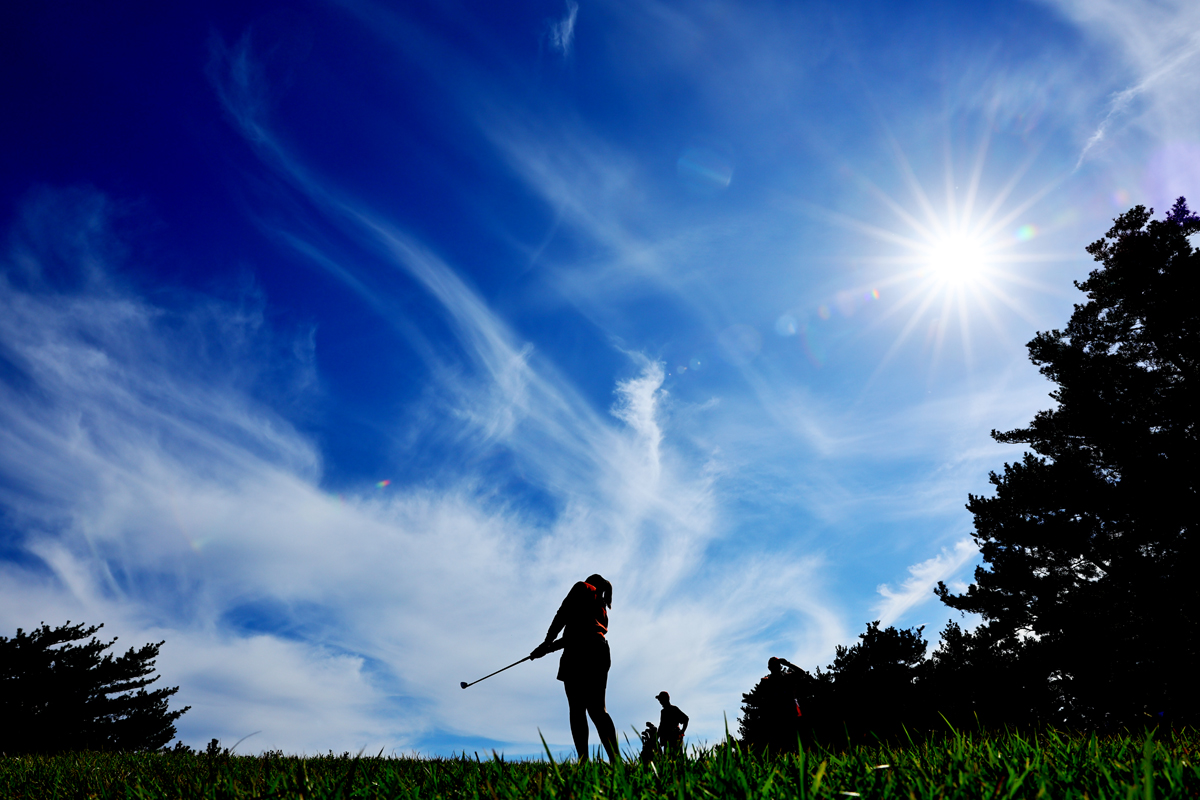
[530,641,552,659]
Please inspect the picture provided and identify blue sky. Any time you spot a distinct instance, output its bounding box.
[2,0,1198,757]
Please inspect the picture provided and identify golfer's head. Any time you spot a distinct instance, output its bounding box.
[585,573,612,608]
[656,691,670,705]
[768,656,782,674]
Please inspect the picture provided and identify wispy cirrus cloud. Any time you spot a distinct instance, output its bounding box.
[1042,0,1200,180]
[874,538,979,628]
[549,0,580,57]
[1072,32,1200,169]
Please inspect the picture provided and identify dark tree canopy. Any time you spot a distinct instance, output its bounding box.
[824,621,927,738]
[937,198,1200,725]
[0,621,189,754]
[922,620,1057,729]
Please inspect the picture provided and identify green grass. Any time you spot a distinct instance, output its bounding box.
[3,728,1198,799]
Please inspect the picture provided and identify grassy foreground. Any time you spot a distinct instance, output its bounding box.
[3,729,1198,799]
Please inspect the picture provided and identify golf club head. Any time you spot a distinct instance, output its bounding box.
[460,681,469,689]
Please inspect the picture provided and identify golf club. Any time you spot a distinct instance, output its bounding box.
[460,656,532,689]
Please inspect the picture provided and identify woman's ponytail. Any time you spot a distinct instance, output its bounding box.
[585,573,613,608]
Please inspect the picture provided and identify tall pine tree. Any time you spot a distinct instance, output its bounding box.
[938,199,1200,726]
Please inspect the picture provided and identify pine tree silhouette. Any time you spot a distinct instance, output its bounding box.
[939,198,1200,726]
[0,621,189,754]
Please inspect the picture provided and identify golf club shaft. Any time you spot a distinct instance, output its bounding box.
[462,656,530,688]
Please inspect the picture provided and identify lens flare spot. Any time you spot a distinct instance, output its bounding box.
[774,314,798,336]
[376,479,391,488]
[1015,224,1038,242]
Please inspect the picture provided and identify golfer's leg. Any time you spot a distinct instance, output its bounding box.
[564,681,591,761]
[586,674,619,763]
[591,706,618,763]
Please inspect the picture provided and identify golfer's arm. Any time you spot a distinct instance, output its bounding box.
[545,606,567,643]
[545,583,584,642]
[680,712,689,734]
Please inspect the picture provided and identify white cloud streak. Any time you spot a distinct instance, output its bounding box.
[1043,0,1200,170]
[873,538,978,628]
[550,0,580,57]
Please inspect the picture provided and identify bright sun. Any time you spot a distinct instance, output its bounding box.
[828,135,1058,373]
[926,234,988,284]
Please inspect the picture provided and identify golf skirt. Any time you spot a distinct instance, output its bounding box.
[557,637,610,683]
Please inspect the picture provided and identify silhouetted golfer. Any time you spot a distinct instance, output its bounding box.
[761,656,802,748]
[763,657,801,695]
[530,574,618,763]
[655,691,688,752]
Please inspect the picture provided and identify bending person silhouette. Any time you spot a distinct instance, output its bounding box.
[765,657,802,716]
[530,575,619,763]
[655,691,689,753]
[759,657,802,752]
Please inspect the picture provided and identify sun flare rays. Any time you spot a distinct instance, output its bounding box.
[821,131,1071,382]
